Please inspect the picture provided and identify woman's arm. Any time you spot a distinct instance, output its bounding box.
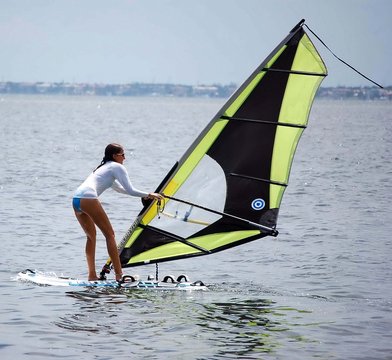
[111,179,128,194]
[112,164,149,197]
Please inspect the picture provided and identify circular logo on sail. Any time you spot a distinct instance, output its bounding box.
[251,198,265,210]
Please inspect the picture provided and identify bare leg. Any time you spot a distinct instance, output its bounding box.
[74,211,98,280]
[78,199,123,281]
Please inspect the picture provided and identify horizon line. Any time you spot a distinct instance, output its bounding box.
[0,80,390,89]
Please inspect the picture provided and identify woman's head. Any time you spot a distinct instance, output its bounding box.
[103,143,125,162]
[94,143,125,171]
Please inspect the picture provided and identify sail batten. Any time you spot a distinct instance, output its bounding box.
[115,20,327,269]
[221,115,307,129]
[163,195,279,234]
[140,224,211,254]
[262,68,327,77]
[230,173,288,187]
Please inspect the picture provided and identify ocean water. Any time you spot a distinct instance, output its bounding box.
[0,95,391,359]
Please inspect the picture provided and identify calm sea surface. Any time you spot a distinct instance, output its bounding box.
[0,95,391,359]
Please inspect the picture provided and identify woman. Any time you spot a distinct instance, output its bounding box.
[72,143,162,281]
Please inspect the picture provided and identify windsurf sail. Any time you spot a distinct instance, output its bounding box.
[105,19,327,272]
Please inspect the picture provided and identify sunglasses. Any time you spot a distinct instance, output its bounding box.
[116,153,125,158]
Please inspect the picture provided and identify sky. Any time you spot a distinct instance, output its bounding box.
[1,0,391,87]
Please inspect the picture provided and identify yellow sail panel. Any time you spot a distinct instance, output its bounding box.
[291,33,327,74]
[125,230,261,266]
[279,74,324,123]
[193,230,261,249]
[269,127,304,208]
[278,34,327,126]
[270,31,327,209]
[123,226,144,249]
[127,242,201,265]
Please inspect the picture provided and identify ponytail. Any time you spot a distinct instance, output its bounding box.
[93,143,124,172]
[93,157,107,172]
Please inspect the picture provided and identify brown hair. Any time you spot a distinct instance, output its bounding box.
[94,143,124,172]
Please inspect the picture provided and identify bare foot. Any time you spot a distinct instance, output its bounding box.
[88,274,100,281]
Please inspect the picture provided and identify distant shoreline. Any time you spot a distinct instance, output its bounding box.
[0,81,391,100]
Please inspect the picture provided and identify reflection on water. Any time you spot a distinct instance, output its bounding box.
[54,288,323,359]
[197,298,278,357]
[196,297,322,359]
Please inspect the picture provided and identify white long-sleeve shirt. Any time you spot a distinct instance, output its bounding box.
[73,161,149,199]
